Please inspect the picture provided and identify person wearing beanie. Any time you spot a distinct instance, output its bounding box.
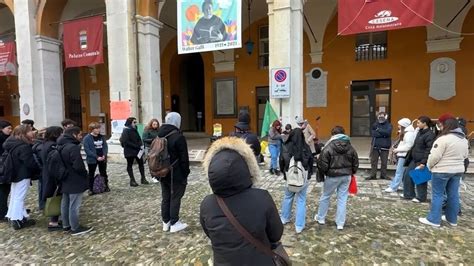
[0,120,13,222]
[200,137,283,265]
[367,112,393,180]
[157,112,190,233]
[268,120,283,175]
[120,117,149,187]
[230,110,261,159]
[384,118,416,193]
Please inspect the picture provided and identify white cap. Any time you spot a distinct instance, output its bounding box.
[398,118,411,128]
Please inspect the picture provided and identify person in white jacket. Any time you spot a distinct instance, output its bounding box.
[419,118,468,227]
[384,118,417,193]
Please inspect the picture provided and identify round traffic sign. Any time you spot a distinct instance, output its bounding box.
[274,70,287,82]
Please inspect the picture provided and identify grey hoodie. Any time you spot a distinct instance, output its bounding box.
[165,112,181,129]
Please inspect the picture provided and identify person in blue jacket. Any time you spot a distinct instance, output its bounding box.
[83,122,109,194]
[367,112,393,180]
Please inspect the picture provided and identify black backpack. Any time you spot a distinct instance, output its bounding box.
[45,144,69,182]
[0,145,21,184]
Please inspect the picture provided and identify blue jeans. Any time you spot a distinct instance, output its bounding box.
[269,143,280,169]
[61,193,83,231]
[316,175,350,227]
[280,182,308,232]
[389,157,406,191]
[427,173,461,225]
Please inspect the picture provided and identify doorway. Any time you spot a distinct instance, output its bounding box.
[256,86,269,136]
[178,54,205,132]
[350,80,391,136]
[64,68,83,128]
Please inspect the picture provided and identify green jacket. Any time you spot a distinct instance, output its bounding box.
[142,128,160,147]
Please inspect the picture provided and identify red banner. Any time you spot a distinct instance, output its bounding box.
[338,0,434,35]
[63,16,104,68]
[0,41,17,76]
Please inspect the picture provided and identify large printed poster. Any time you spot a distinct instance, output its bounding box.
[178,0,241,54]
[0,41,17,76]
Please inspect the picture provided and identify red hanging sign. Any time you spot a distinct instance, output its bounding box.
[338,0,434,35]
[63,16,104,68]
[0,41,17,76]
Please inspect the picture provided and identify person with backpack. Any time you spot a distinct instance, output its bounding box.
[268,120,283,176]
[419,118,468,227]
[402,116,436,203]
[143,118,160,183]
[230,110,261,160]
[200,137,284,265]
[83,122,109,195]
[157,112,190,233]
[57,126,93,235]
[32,128,46,211]
[367,112,393,180]
[279,127,313,234]
[40,126,64,231]
[315,126,359,230]
[3,125,40,230]
[120,117,149,187]
[0,120,13,223]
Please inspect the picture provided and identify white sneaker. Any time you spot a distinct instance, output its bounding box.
[314,216,325,225]
[441,215,457,227]
[170,221,188,233]
[412,198,421,203]
[150,177,159,184]
[162,222,170,232]
[418,217,440,227]
[384,187,395,193]
[336,225,344,230]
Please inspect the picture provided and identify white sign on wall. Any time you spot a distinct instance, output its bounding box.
[271,68,290,98]
[306,68,327,107]
[429,57,456,101]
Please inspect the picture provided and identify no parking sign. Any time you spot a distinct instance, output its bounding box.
[271,68,290,98]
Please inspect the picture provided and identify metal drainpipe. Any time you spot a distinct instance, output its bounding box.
[133,0,143,122]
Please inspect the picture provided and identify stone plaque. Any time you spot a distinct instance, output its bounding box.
[429,58,456,100]
[306,68,327,107]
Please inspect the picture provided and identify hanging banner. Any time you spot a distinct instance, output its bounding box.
[0,41,17,76]
[338,0,434,35]
[63,16,104,68]
[177,0,241,54]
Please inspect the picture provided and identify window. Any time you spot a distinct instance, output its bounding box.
[259,25,269,69]
[355,31,387,61]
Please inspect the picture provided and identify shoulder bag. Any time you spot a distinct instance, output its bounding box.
[216,196,291,266]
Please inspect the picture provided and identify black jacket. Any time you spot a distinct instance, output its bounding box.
[371,121,393,149]
[2,137,40,183]
[57,135,88,194]
[279,128,313,173]
[200,139,283,266]
[0,132,9,155]
[230,131,261,156]
[410,128,436,165]
[120,127,143,158]
[157,124,190,184]
[318,137,359,177]
[40,140,59,201]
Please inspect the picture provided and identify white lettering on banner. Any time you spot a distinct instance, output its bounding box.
[68,51,101,59]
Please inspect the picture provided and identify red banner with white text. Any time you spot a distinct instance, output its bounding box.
[63,16,104,68]
[338,0,434,35]
[0,41,17,76]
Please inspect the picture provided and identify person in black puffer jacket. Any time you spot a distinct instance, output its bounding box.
[200,137,284,265]
[58,126,93,235]
[120,117,148,187]
[230,110,261,159]
[403,116,436,202]
[368,112,392,180]
[0,120,13,223]
[316,126,358,230]
[3,125,40,230]
[157,112,190,233]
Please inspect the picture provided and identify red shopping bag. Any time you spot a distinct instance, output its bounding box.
[349,175,358,195]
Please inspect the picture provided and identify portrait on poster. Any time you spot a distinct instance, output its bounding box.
[177,0,241,54]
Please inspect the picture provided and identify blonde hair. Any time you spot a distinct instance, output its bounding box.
[11,125,33,144]
[145,118,160,131]
[88,122,100,132]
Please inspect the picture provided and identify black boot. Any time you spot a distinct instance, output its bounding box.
[130,178,139,187]
[269,168,275,175]
[141,177,149,185]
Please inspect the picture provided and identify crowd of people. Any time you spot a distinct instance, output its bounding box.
[0,109,470,264]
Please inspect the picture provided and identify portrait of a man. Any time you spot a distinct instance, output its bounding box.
[191,0,228,44]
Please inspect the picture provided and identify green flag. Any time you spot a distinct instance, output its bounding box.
[260,101,278,138]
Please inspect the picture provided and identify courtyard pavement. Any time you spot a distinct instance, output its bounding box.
[0,162,472,265]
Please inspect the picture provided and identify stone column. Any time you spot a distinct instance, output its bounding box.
[267,0,305,126]
[106,0,138,142]
[136,15,163,123]
[14,0,64,128]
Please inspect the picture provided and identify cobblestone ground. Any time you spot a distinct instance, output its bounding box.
[0,163,473,265]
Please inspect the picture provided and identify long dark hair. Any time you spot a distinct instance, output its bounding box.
[45,126,63,142]
[439,118,459,137]
[418,116,434,128]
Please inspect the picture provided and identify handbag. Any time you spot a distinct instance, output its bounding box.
[44,187,61,217]
[216,196,291,266]
[348,175,358,195]
[408,167,432,185]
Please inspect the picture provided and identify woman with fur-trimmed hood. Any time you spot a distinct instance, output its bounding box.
[200,137,283,265]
